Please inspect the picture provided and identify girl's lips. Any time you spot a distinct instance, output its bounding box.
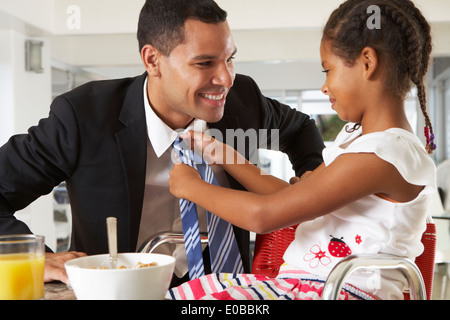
[330,98,336,109]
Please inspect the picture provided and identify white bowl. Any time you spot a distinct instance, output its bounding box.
[65,253,175,300]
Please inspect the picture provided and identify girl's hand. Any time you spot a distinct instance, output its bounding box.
[169,162,203,199]
[289,170,314,184]
[181,131,226,165]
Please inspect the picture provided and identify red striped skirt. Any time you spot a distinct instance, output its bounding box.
[167,264,376,300]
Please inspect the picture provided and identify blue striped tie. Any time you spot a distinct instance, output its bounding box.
[173,136,243,279]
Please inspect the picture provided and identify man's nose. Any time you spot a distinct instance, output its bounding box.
[212,63,235,88]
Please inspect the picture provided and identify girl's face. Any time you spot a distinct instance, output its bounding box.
[320,40,365,123]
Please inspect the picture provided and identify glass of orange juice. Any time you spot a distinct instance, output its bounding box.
[0,234,45,300]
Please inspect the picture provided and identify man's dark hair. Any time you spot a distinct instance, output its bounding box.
[137,0,227,56]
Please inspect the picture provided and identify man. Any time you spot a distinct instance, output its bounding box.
[0,0,324,286]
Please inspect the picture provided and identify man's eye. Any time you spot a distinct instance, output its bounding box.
[197,61,212,67]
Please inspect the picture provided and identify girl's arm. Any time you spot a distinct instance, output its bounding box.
[182,131,322,195]
[219,144,325,194]
[219,142,289,194]
[169,152,423,234]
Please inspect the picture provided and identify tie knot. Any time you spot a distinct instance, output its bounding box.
[173,136,203,166]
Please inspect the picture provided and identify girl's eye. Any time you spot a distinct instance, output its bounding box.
[322,69,330,74]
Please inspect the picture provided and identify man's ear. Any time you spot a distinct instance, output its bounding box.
[141,44,162,77]
[361,47,378,80]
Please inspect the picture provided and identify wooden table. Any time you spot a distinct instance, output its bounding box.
[44,281,76,300]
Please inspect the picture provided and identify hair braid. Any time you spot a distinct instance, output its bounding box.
[400,0,435,153]
[408,3,434,153]
[382,0,434,153]
[384,3,425,94]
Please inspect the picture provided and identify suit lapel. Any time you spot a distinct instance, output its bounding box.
[115,73,147,251]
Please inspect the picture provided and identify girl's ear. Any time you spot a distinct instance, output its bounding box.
[361,47,378,80]
[141,44,162,77]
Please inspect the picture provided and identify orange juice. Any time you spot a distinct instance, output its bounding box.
[0,253,45,300]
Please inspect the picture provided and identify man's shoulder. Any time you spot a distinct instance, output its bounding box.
[61,73,145,101]
[51,73,146,119]
[228,73,260,99]
[233,73,255,87]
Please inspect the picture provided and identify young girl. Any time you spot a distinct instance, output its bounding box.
[168,0,436,300]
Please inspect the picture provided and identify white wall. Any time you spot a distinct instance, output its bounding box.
[0,0,54,34]
[0,30,15,145]
[0,28,56,251]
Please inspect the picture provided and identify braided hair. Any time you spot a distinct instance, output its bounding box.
[323,0,435,153]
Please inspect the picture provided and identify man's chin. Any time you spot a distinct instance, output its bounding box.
[204,111,225,124]
[199,106,225,124]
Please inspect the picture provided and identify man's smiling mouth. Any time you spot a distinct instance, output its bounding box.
[199,93,225,101]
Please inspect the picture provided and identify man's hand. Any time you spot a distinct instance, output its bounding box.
[44,251,87,284]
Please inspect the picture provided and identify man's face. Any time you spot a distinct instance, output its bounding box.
[148,19,237,130]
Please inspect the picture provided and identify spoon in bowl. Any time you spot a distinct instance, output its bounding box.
[106,217,118,269]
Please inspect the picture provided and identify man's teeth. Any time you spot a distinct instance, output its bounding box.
[201,93,224,101]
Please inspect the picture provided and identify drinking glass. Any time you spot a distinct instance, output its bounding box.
[0,234,45,300]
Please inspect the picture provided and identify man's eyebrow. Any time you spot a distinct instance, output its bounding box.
[192,54,217,61]
[192,48,238,61]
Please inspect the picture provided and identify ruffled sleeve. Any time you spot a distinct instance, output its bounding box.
[343,129,436,189]
[323,124,436,189]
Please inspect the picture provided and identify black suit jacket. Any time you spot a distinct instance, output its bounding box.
[0,73,324,273]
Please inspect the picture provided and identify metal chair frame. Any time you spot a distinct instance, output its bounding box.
[321,254,426,300]
[139,231,208,253]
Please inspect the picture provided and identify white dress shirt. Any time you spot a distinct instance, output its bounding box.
[137,77,229,277]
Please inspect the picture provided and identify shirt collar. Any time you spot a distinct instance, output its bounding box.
[143,76,207,157]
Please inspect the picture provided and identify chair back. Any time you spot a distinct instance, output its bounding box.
[251,224,298,277]
[408,222,436,300]
[252,222,437,300]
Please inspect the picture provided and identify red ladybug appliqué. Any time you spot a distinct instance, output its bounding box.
[328,235,352,258]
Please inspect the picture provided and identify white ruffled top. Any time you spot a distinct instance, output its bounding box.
[283,124,436,299]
